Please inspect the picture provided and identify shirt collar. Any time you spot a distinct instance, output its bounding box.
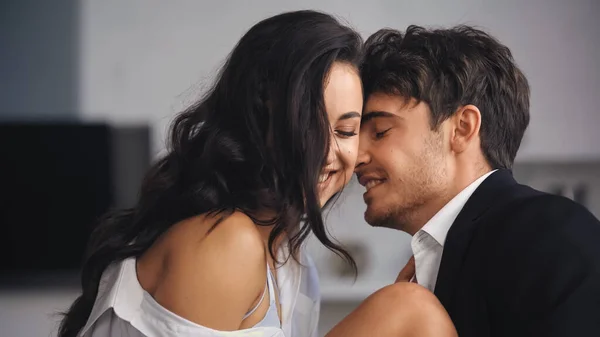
[420,170,497,246]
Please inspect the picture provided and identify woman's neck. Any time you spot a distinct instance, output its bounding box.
[255,224,287,256]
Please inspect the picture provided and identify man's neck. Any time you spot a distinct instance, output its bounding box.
[451,165,492,196]
[403,192,454,236]
[403,167,493,236]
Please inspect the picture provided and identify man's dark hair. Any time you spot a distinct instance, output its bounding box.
[361,25,530,169]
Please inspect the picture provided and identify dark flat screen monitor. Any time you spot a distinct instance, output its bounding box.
[0,123,112,273]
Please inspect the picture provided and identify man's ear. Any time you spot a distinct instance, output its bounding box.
[449,104,482,154]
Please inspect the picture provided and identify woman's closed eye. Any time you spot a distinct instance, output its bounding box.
[335,129,358,138]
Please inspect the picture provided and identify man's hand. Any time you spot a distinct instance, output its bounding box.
[395,256,415,283]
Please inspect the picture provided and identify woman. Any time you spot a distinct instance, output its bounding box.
[58,10,456,337]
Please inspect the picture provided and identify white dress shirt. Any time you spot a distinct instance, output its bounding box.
[80,244,320,337]
[411,170,496,291]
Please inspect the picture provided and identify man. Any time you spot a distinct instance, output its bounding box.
[356,25,600,336]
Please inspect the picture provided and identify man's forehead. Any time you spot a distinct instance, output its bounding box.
[365,94,417,111]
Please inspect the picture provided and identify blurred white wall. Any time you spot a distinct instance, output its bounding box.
[2,0,599,336]
[79,0,600,161]
[0,0,79,120]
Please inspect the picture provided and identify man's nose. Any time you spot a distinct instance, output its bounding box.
[355,140,370,170]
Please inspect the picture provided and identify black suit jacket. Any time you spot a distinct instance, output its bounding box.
[434,169,600,337]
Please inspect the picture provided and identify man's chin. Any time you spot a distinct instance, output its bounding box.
[364,207,384,227]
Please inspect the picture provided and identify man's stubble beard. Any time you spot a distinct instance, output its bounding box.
[366,131,449,233]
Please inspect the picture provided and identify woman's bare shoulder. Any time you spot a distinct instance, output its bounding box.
[152,211,268,330]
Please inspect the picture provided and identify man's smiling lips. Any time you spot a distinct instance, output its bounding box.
[357,173,386,192]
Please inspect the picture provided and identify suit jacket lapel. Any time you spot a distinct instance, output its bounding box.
[434,169,518,308]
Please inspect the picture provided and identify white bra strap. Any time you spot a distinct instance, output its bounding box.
[266,264,276,303]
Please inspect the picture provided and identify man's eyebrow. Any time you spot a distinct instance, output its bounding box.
[361,110,397,123]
